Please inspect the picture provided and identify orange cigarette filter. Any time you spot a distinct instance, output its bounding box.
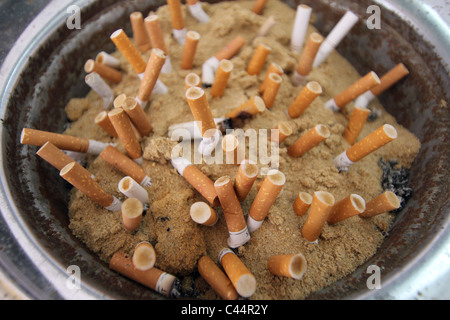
[301,191,335,242]
[346,124,398,163]
[190,201,218,226]
[36,141,78,171]
[370,63,409,97]
[210,59,234,98]
[137,48,166,103]
[296,32,324,77]
[185,72,201,89]
[327,194,366,224]
[132,241,156,271]
[95,111,119,138]
[360,191,400,218]
[21,128,89,153]
[167,0,185,30]
[219,248,256,298]
[287,124,330,158]
[185,86,217,137]
[110,29,147,74]
[121,197,144,232]
[234,159,259,202]
[293,191,313,216]
[144,15,167,53]
[225,96,266,119]
[114,94,143,141]
[270,121,293,144]
[267,253,307,280]
[262,72,282,109]
[343,106,371,145]
[197,255,238,300]
[84,59,122,84]
[214,36,246,61]
[108,108,142,161]
[333,71,381,108]
[252,0,269,15]
[183,164,220,207]
[259,62,283,94]
[181,31,201,70]
[246,43,272,76]
[122,97,153,136]
[288,81,322,118]
[130,12,151,53]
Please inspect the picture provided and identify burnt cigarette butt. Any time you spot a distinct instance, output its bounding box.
[246,43,271,76]
[293,192,312,216]
[110,29,147,74]
[259,62,283,94]
[327,194,366,224]
[185,87,216,137]
[270,121,293,144]
[295,32,324,77]
[370,63,409,96]
[36,141,77,171]
[108,108,142,161]
[21,128,89,153]
[137,48,166,103]
[234,159,259,202]
[301,191,335,242]
[360,191,400,218]
[122,97,153,136]
[167,0,185,30]
[130,12,151,53]
[84,59,122,84]
[180,31,200,70]
[287,124,330,158]
[132,241,156,271]
[118,176,149,204]
[287,81,322,119]
[225,96,266,119]
[95,111,118,138]
[183,164,220,207]
[190,201,218,226]
[214,36,246,61]
[252,0,269,14]
[198,255,238,300]
[262,72,282,109]
[144,15,167,53]
[219,248,256,298]
[121,197,144,232]
[222,134,244,165]
[185,72,201,89]
[210,59,234,98]
[267,253,307,280]
[343,106,371,145]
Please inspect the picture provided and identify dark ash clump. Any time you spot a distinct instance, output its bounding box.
[379,159,413,212]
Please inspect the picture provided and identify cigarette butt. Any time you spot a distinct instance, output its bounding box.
[343,106,371,145]
[108,108,142,161]
[287,124,330,158]
[84,59,122,84]
[183,164,220,207]
[360,191,400,218]
[262,72,282,109]
[96,51,121,69]
[214,36,246,61]
[198,255,238,300]
[327,194,366,224]
[252,0,269,14]
[190,201,218,226]
[130,12,151,53]
[95,111,118,138]
[248,169,285,232]
[222,134,244,165]
[219,248,256,298]
[301,191,335,242]
[255,15,276,38]
[109,251,179,297]
[295,32,324,77]
[118,176,149,204]
[180,31,200,70]
[234,159,259,202]
[290,4,312,53]
[246,43,271,76]
[293,192,313,216]
[144,15,167,53]
[185,87,216,137]
[137,48,166,103]
[370,63,409,97]
[287,81,322,118]
[225,96,266,119]
[259,62,283,94]
[21,128,89,153]
[122,97,153,137]
[110,29,147,74]
[187,0,210,23]
[36,141,77,171]
[121,197,144,232]
[270,121,293,144]
[60,162,120,211]
[114,94,143,141]
[210,59,234,98]
[132,242,156,271]
[185,72,201,89]
[267,253,307,280]
[100,145,151,186]
[167,0,185,30]
[85,72,114,109]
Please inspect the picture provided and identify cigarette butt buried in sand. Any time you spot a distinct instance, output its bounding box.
[96,51,121,69]
[100,145,151,187]
[225,96,266,119]
[60,162,121,211]
[109,251,180,298]
[287,124,330,158]
[132,242,156,271]
[333,124,398,171]
[360,191,400,218]
[292,32,324,85]
[290,4,312,53]
[343,106,371,145]
[121,198,144,232]
[187,0,210,23]
[84,72,114,109]
[167,0,186,44]
[185,73,201,89]
[210,59,233,98]
[130,12,151,53]
[293,192,313,216]
[219,248,256,298]
[36,141,78,171]
[180,31,200,70]
[327,194,366,224]
[259,62,283,94]
[95,111,118,138]
[198,255,238,300]
[301,191,335,242]
[234,159,259,202]
[190,202,219,226]
[246,43,271,76]
[118,176,149,205]
[267,253,307,280]
[137,48,166,106]
[270,121,293,144]
[185,86,216,137]
[84,59,122,84]
[110,29,147,75]
[255,15,276,38]
[248,169,286,233]
[262,72,282,109]
[325,71,381,111]
[122,97,153,137]
[288,81,322,119]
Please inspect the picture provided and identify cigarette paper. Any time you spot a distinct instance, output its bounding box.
[293,192,313,216]
[201,56,220,87]
[210,59,233,98]
[118,176,149,204]
[122,97,153,137]
[343,106,371,145]
[301,191,335,242]
[167,0,186,44]
[108,108,142,162]
[121,197,144,232]
[255,15,276,38]
[234,159,259,202]
[259,62,283,94]
[198,255,238,300]
[85,72,114,109]
[225,96,266,119]
[288,81,322,119]
[137,48,166,106]
[84,59,122,84]
[185,72,201,89]
[185,86,216,137]
[110,29,147,75]
[36,141,78,171]
[168,117,232,141]
[270,121,293,144]
[187,0,210,23]
[359,191,400,218]
[287,124,330,158]
[246,43,271,76]
[219,248,256,298]
[190,201,218,226]
[180,31,200,70]
[222,133,244,165]
[96,51,121,69]
[290,4,312,53]
[262,72,282,109]
[95,111,118,137]
[132,242,156,271]
[292,32,324,85]
[130,12,151,53]
[327,194,366,224]
[267,253,307,280]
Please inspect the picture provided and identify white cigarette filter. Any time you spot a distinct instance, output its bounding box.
[201,56,220,87]
[190,201,219,226]
[313,10,359,68]
[96,51,121,69]
[85,72,114,109]
[290,4,312,53]
[118,176,149,204]
[132,242,156,271]
[188,0,210,23]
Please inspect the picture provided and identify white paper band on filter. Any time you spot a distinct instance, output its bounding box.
[139,175,152,187]
[333,151,354,171]
[188,2,210,23]
[324,98,340,111]
[354,90,376,108]
[105,196,122,211]
[87,140,113,155]
[155,272,177,297]
[201,56,220,87]
[291,70,307,86]
[171,157,192,176]
[96,51,121,69]
[198,129,221,156]
[228,226,251,248]
[173,28,187,45]
[161,55,173,74]
[85,72,114,109]
[247,215,264,233]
